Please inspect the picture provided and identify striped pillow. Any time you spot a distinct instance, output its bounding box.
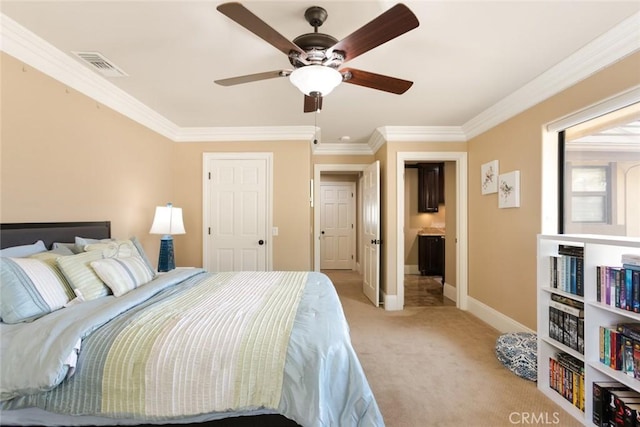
[90,255,155,297]
[29,251,76,300]
[83,239,156,278]
[0,257,73,323]
[57,250,110,301]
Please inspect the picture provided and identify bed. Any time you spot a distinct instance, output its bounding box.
[0,222,383,426]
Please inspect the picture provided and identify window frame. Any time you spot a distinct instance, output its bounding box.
[566,164,611,224]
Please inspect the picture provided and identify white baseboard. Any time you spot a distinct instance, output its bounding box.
[466,296,534,334]
[382,292,402,311]
[443,282,456,302]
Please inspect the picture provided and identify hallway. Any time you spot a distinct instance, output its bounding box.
[322,270,455,308]
[403,274,455,307]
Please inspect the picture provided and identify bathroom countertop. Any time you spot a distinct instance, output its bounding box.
[417,227,446,236]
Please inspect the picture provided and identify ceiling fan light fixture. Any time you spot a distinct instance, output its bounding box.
[289,65,342,97]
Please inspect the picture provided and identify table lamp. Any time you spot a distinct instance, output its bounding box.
[149,203,186,272]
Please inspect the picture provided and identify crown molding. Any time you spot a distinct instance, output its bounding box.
[368,130,387,154]
[0,13,180,140]
[0,13,317,145]
[378,126,467,142]
[462,11,640,140]
[364,126,466,155]
[3,10,638,146]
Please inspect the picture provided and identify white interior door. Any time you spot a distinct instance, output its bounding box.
[362,161,380,306]
[204,154,270,271]
[320,183,355,270]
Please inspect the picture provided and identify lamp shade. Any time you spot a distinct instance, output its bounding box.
[289,65,342,97]
[149,203,185,235]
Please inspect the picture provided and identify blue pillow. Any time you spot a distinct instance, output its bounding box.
[0,257,72,323]
[0,240,47,258]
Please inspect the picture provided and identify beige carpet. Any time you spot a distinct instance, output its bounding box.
[323,270,582,427]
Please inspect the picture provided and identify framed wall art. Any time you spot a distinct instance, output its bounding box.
[481,160,499,195]
[498,170,520,208]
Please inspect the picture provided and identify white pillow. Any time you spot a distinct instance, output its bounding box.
[90,255,155,297]
[83,240,138,258]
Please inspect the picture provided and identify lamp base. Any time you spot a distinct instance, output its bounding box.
[157,235,175,272]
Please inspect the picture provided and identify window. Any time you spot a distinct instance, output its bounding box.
[559,103,640,237]
[569,165,610,223]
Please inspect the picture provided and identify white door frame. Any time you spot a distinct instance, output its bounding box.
[202,152,273,271]
[396,152,468,310]
[313,164,368,271]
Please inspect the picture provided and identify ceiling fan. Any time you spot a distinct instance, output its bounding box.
[214,2,419,112]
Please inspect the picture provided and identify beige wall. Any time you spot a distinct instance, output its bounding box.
[0,53,173,261]
[172,140,311,270]
[467,52,640,330]
[313,154,376,166]
[1,52,312,271]
[3,47,639,330]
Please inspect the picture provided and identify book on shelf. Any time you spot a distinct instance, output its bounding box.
[592,381,629,427]
[549,352,584,412]
[558,244,584,258]
[635,341,640,380]
[622,254,640,267]
[611,391,640,427]
[597,263,640,313]
[549,245,584,296]
[624,402,640,427]
[549,294,584,354]
[624,337,635,377]
[599,322,640,377]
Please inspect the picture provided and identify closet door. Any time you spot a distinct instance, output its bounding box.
[204,153,271,272]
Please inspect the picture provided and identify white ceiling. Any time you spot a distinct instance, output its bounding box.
[2,1,640,151]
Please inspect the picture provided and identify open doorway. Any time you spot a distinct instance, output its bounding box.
[403,161,454,307]
[314,163,381,307]
[396,152,468,311]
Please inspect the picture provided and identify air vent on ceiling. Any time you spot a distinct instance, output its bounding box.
[72,51,128,77]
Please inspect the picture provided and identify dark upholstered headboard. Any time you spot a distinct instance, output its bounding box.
[0,222,111,250]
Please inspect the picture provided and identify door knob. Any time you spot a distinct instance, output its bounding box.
[321,231,325,234]
[258,240,264,245]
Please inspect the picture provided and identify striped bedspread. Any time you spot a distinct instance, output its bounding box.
[101,271,306,417]
[1,270,385,426]
[2,271,307,420]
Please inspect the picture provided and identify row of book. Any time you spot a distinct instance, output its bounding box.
[549,294,584,354]
[600,323,640,380]
[593,382,640,427]
[597,255,640,313]
[549,352,584,412]
[549,245,584,297]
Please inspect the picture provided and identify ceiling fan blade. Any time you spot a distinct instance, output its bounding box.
[341,68,413,94]
[215,70,290,86]
[217,2,306,59]
[328,4,419,63]
[304,95,323,113]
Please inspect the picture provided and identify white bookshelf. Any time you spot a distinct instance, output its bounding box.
[537,234,640,425]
